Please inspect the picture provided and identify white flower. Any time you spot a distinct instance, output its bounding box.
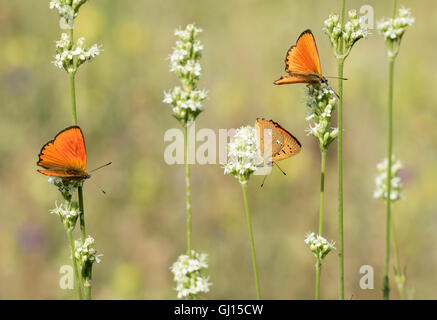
[49,0,61,10]
[50,201,79,230]
[170,250,211,299]
[164,24,205,124]
[305,232,336,260]
[342,9,370,49]
[324,9,369,56]
[48,177,82,200]
[75,236,103,265]
[52,34,102,72]
[163,86,207,121]
[55,33,71,49]
[305,84,338,149]
[374,156,404,202]
[377,7,414,42]
[223,126,263,183]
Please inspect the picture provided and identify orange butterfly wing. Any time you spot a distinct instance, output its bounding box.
[274,29,323,85]
[256,118,302,162]
[37,126,88,180]
[273,75,315,85]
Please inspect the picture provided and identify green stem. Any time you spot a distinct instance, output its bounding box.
[318,149,327,236]
[315,149,326,300]
[68,27,77,125]
[383,57,395,300]
[391,215,405,299]
[67,229,83,300]
[69,72,78,125]
[316,259,321,300]
[84,275,92,300]
[337,0,346,301]
[78,186,86,242]
[392,0,397,19]
[184,124,192,255]
[66,7,91,301]
[337,57,345,301]
[241,182,261,300]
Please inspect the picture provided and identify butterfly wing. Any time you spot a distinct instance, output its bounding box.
[37,126,88,179]
[274,74,317,85]
[256,119,302,162]
[274,29,323,85]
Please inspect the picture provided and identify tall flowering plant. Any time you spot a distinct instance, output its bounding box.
[224,126,263,299]
[164,24,210,299]
[323,2,368,299]
[376,1,414,300]
[304,83,338,299]
[47,0,102,299]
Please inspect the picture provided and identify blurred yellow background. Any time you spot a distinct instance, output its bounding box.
[1,0,436,299]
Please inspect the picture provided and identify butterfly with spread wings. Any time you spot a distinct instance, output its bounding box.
[274,29,328,86]
[37,126,90,180]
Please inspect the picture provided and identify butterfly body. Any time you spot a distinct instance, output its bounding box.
[274,29,327,86]
[37,126,89,181]
[255,118,301,163]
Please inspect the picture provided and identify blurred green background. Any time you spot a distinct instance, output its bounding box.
[1,0,436,299]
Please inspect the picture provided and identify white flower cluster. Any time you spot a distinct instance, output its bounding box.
[49,0,87,19]
[48,177,82,201]
[170,250,211,299]
[75,236,102,265]
[305,84,338,150]
[377,7,414,57]
[324,9,369,57]
[304,232,336,261]
[50,0,75,27]
[374,156,404,202]
[170,24,203,84]
[50,201,79,231]
[224,126,263,183]
[377,7,414,41]
[164,24,206,125]
[163,86,207,121]
[53,33,102,73]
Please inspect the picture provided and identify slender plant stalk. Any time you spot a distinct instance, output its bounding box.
[69,72,78,125]
[392,0,397,18]
[391,216,405,299]
[68,28,89,299]
[315,149,327,300]
[78,186,86,242]
[184,124,192,255]
[240,182,261,300]
[67,229,83,300]
[383,56,395,300]
[337,58,345,300]
[315,259,321,300]
[383,0,397,300]
[84,275,92,299]
[318,149,327,236]
[336,0,346,301]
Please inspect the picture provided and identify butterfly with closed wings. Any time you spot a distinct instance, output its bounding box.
[255,118,301,186]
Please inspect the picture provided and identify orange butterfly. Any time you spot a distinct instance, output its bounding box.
[274,29,327,85]
[255,118,302,163]
[37,126,90,180]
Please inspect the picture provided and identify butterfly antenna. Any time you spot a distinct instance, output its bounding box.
[274,162,287,176]
[89,162,112,173]
[325,76,348,80]
[90,179,107,195]
[260,175,268,188]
